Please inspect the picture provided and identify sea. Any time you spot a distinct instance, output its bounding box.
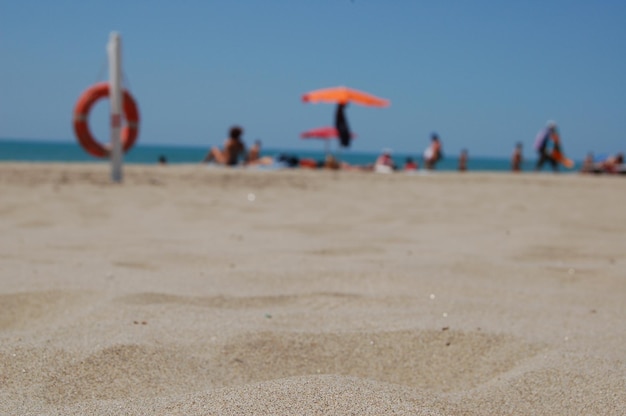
[0,138,577,172]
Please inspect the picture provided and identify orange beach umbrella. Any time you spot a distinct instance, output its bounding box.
[301,86,390,107]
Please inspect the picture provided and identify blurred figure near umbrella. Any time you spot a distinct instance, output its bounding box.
[335,103,352,148]
[404,157,418,171]
[511,142,523,172]
[323,154,341,170]
[423,133,443,169]
[274,153,300,168]
[202,125,247,166]
[245,139,273,166]
[458,149,468,172]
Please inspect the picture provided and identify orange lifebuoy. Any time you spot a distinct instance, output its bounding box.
[73,82,140,158]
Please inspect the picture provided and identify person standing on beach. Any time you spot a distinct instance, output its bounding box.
[458,149,468,171]
[424,133,443,169]
[511,142,523,172]
[534,121,560,171]
[202,126,247,166]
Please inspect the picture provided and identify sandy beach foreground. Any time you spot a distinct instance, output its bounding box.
[1,163,625,415]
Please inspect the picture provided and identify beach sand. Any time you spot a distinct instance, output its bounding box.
[1,163,625,415]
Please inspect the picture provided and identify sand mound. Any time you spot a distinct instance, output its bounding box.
[460,356,626,414]
[2,328,541,409]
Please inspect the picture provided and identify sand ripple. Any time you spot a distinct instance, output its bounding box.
[0,291,90,332]
[213,330,541,392]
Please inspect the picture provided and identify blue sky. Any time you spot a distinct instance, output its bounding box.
[1,1,625,158]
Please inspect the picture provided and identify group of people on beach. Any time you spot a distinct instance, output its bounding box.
[198,122,624,174]
[513,121,624,174]
[507,121,567,173]
[198,125,449,172]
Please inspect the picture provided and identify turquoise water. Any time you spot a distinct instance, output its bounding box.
[0,138,573,172]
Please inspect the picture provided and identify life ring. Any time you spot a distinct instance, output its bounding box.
[73,82,140,158]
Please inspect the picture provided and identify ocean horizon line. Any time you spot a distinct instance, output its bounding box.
[0,136,550,161]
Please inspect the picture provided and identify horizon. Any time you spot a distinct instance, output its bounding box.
[1,2,625,159]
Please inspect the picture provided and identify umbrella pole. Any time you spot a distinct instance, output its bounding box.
[325,140,330,156]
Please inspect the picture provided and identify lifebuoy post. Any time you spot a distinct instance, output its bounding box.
[72,34,140,164]
[108,32,123,182]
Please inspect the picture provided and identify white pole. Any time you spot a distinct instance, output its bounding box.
[108,32,123,183]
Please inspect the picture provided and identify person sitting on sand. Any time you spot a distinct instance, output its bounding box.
[374,149,396,173]
[202,126,247,166]
[600,153,624,173]
[404,157,418,171]
[245,139,273,166]
[323,154,341,170]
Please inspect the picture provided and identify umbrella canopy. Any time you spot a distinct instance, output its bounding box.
[300,126,357,140]
[301,86,390,107]
[300,126,357,155]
